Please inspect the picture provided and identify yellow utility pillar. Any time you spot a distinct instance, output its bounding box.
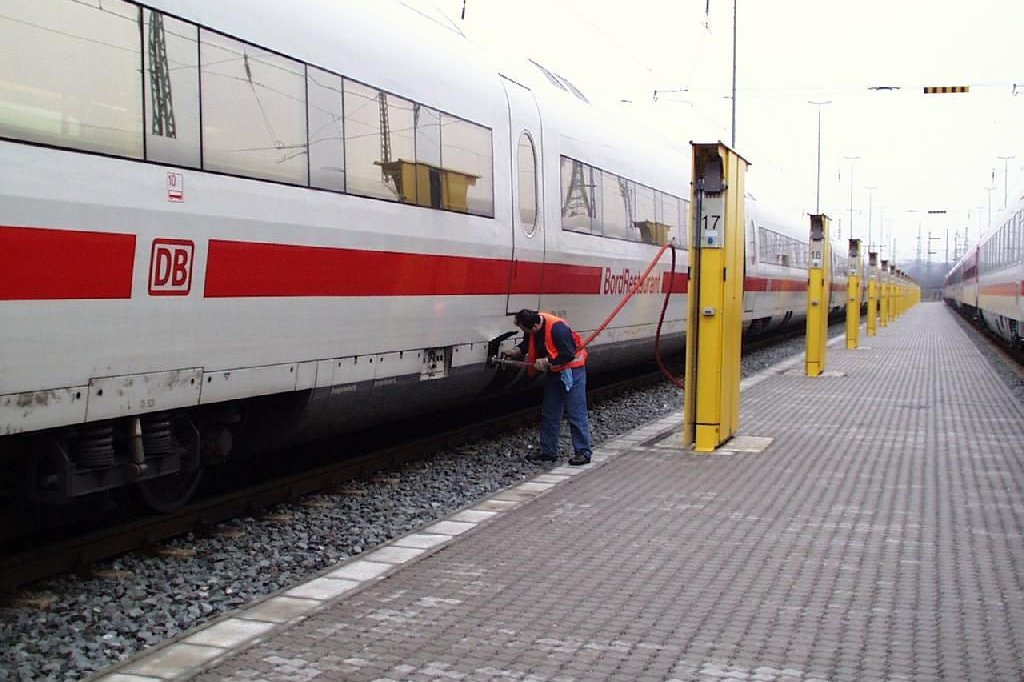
[845,239,862,349]
[893,270,901,318]
[901,272,909,315]
[866,251,878,337]
[683,143,748,453]
[901,272,910,315]
[890,268,900,321]
[879,260,890,328]
[805,215,831,376]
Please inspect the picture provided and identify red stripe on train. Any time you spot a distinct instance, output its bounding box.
[662,272,689,294]
[0,225,135,300]
[978,282,1021,297]
[204,240,607,297]
[744,276,807,292]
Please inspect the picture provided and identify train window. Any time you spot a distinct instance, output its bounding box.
[201,31,307,184]
[652,191,673,245]
[1018,213,1024,262]
[676,198,690,248]
[416,105,442,168]
[517,132,538,233]
[634,184,658,244]
[0,0,143,158]
[759,226,805,268]
[622,180,640,239]
[559,155,685,245]
[143,11,200,168]
[1011,216,1017,262]
[1012,215,1020,262]
[344,80,415,202]
[561,157,597,234]
[659,193,685,248]
[440,113,493,216]
[600,173,628,239]
[585,167,606,235]
[307,67,345,191]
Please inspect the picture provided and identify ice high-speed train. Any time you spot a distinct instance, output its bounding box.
[0,0,849,509]
[943,190,1024,350]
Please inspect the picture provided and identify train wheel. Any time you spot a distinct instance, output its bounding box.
[131,469,202,513]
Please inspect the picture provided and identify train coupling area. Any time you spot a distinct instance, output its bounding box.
[488,356,533,369]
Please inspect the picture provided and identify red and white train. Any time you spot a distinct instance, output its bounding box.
[0,0,848,508]
[943,190,1024,350]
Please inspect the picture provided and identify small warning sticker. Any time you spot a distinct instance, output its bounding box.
[167,172,184,202]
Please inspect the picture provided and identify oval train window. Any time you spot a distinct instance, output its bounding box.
[517,131,538,234]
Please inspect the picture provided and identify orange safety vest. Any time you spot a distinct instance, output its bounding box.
[526,312,588,378]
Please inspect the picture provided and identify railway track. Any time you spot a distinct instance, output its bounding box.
[0,364,669,595]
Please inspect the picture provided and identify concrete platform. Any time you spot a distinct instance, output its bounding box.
[94,303,1024,681]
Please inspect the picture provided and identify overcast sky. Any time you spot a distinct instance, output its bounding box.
[424,0,1023,264]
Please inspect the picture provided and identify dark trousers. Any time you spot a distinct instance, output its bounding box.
[539,366,592,457]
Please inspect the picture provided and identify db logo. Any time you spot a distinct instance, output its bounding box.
[148,239,194,296]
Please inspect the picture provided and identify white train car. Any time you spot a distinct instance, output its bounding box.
[0,0,826,508]
[944,192,1024,349]
[744,202,849,334]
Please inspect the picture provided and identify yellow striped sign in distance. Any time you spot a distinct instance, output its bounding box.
[923,86,969,94]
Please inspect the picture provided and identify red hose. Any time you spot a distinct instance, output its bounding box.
[579,242,672,349]
[577,241,685,388]
[654,245,686,389]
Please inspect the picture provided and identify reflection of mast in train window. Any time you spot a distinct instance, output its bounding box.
[346,82,413,202]
[144,10,200,167]
[561,157,596,234]
[559,155,683,245]
[147,13,175,138]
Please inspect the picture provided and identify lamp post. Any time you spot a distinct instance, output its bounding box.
[809,100,831,213]
[997,155,1015,209]
[731,0,737,147]
[843,155,860,239]
[985,185,996,226]
[864,185,877,252]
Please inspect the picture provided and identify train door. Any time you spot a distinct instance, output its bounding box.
[501,76,545,315]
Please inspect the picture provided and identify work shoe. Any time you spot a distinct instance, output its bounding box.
[568,452,591,466]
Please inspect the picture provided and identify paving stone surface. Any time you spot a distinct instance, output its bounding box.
[126,304,1024,681]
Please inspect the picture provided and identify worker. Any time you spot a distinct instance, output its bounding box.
[503,309,593,466]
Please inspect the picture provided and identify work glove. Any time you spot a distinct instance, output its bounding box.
[533,357,550,372]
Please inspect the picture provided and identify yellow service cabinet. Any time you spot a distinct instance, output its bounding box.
[846,239,862,349]
[684,143,748,453]
[805,215,832,376]
[866,251,879,337]
[879,260,890,328]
